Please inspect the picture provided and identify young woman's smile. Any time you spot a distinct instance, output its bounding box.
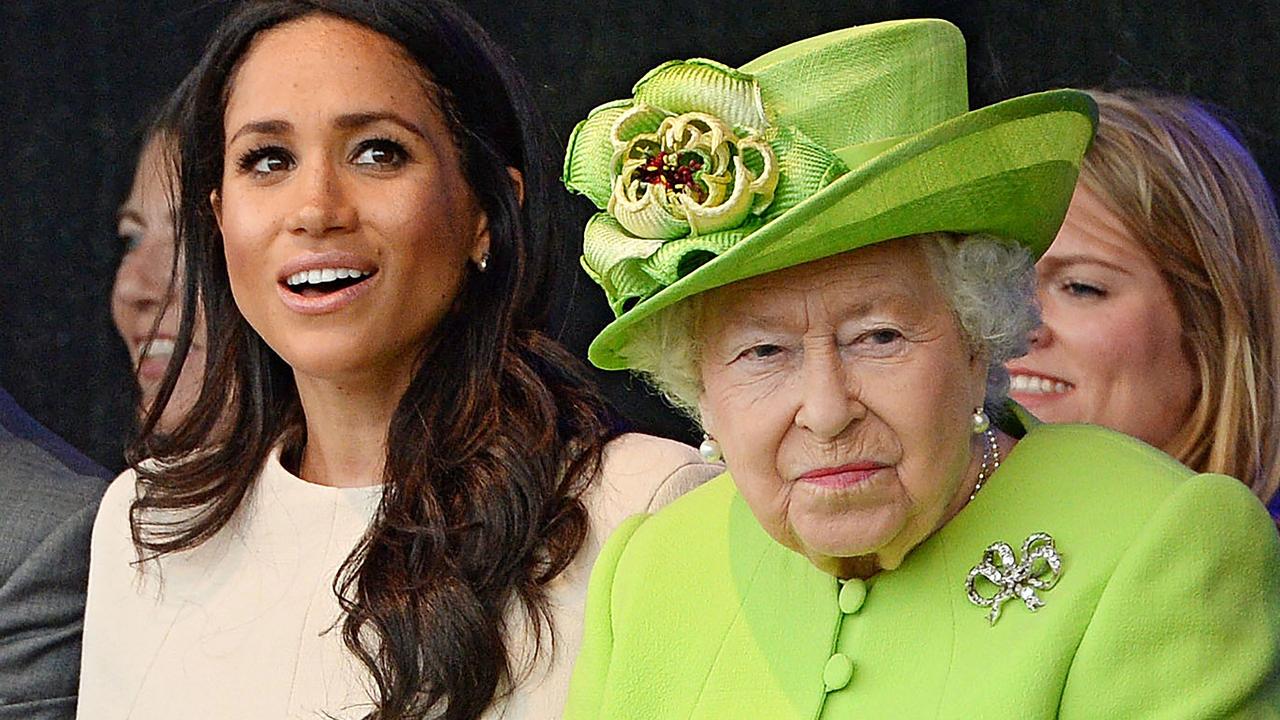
[1008,184,1197,452]
[275,250,379,315]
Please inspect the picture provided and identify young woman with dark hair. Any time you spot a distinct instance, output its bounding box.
[112,78,206,437]
[77,2,717,718]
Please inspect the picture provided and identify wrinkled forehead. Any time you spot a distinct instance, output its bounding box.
[697,237,944,331]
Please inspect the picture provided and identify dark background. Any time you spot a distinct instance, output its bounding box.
[2,0,1277,471]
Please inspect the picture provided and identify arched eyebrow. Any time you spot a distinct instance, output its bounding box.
[227,113,429,148]
[333,111,427,141]
[1037,254,1134,277]
[227,119,291,146]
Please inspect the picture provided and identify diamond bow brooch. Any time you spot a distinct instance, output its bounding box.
[965,532,1063,625]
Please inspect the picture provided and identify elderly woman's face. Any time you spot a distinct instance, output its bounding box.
[698,237,987,578]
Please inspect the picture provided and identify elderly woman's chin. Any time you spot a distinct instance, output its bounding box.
[758,478,945,577]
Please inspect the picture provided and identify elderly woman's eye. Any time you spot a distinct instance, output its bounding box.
[863,328,903,345]
[237,146,294,176]
[739,344,784,361]
[352,139,409,168]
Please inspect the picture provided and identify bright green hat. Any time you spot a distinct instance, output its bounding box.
[563,19,1096,370]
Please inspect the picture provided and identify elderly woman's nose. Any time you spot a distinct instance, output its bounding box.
[793,352,865,438]
[289,162,356,237]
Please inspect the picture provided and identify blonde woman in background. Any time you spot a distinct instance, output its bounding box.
[1007,89,1280,510]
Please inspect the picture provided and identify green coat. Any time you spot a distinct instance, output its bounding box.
[565,424,1280,719]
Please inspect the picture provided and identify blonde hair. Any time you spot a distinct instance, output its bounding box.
[1082,89,1280,504]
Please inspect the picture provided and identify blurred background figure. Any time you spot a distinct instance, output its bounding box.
[112,104,207,435]
[0,388,107,720]
[1007,89,1280,509]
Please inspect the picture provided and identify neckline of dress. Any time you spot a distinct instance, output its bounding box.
[261,445,385,501]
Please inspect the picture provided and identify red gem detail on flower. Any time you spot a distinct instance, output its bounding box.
[637,151,706,202]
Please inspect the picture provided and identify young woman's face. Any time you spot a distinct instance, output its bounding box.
[1006,184,1198,453]
[215,14,490,392]
[112,135,207,432]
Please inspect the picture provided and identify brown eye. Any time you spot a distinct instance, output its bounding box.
[255,155,290,173]
[237,146,294,175]
[352,139,408,168]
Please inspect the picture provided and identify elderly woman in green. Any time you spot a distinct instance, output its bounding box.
[559,19,1280,719]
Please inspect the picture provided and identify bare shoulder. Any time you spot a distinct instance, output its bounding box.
[594,433,724,517]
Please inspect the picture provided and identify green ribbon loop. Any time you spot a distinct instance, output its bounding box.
[564,99,633,209]
[633,59,767,130]
[582,214,665,315]
[761,126,848,220]
[584,213,768,316]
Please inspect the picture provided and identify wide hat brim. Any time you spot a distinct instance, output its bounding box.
[588,88,1096,370]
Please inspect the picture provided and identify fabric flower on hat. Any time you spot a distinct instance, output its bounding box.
[564,59,847,315]
[610,110,777,239]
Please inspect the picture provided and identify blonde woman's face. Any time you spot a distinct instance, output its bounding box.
[1006,184,1198,454]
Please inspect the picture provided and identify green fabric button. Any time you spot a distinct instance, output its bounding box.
[838,579,867,614]
[823,653,853,691]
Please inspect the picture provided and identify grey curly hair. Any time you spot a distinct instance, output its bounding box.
[620,232,1039,424]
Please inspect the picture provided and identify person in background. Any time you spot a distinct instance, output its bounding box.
[112,91,208,435]
[0,387,108,720]
[78,1,718,719]
[1007,89,1280,509]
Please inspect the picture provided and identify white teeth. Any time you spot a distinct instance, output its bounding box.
[1010,374,1072,395]
[285,268,370,287]
[141,338,176,359]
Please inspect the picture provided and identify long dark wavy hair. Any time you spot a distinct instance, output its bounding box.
[127,1,618,718]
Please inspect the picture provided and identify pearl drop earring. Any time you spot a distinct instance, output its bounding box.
[699,436,723,462]
[971,407,990,434]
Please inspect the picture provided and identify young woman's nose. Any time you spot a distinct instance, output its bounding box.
[1025,317,1056,349]
[113,248,169,315]
[288,161,356,237]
